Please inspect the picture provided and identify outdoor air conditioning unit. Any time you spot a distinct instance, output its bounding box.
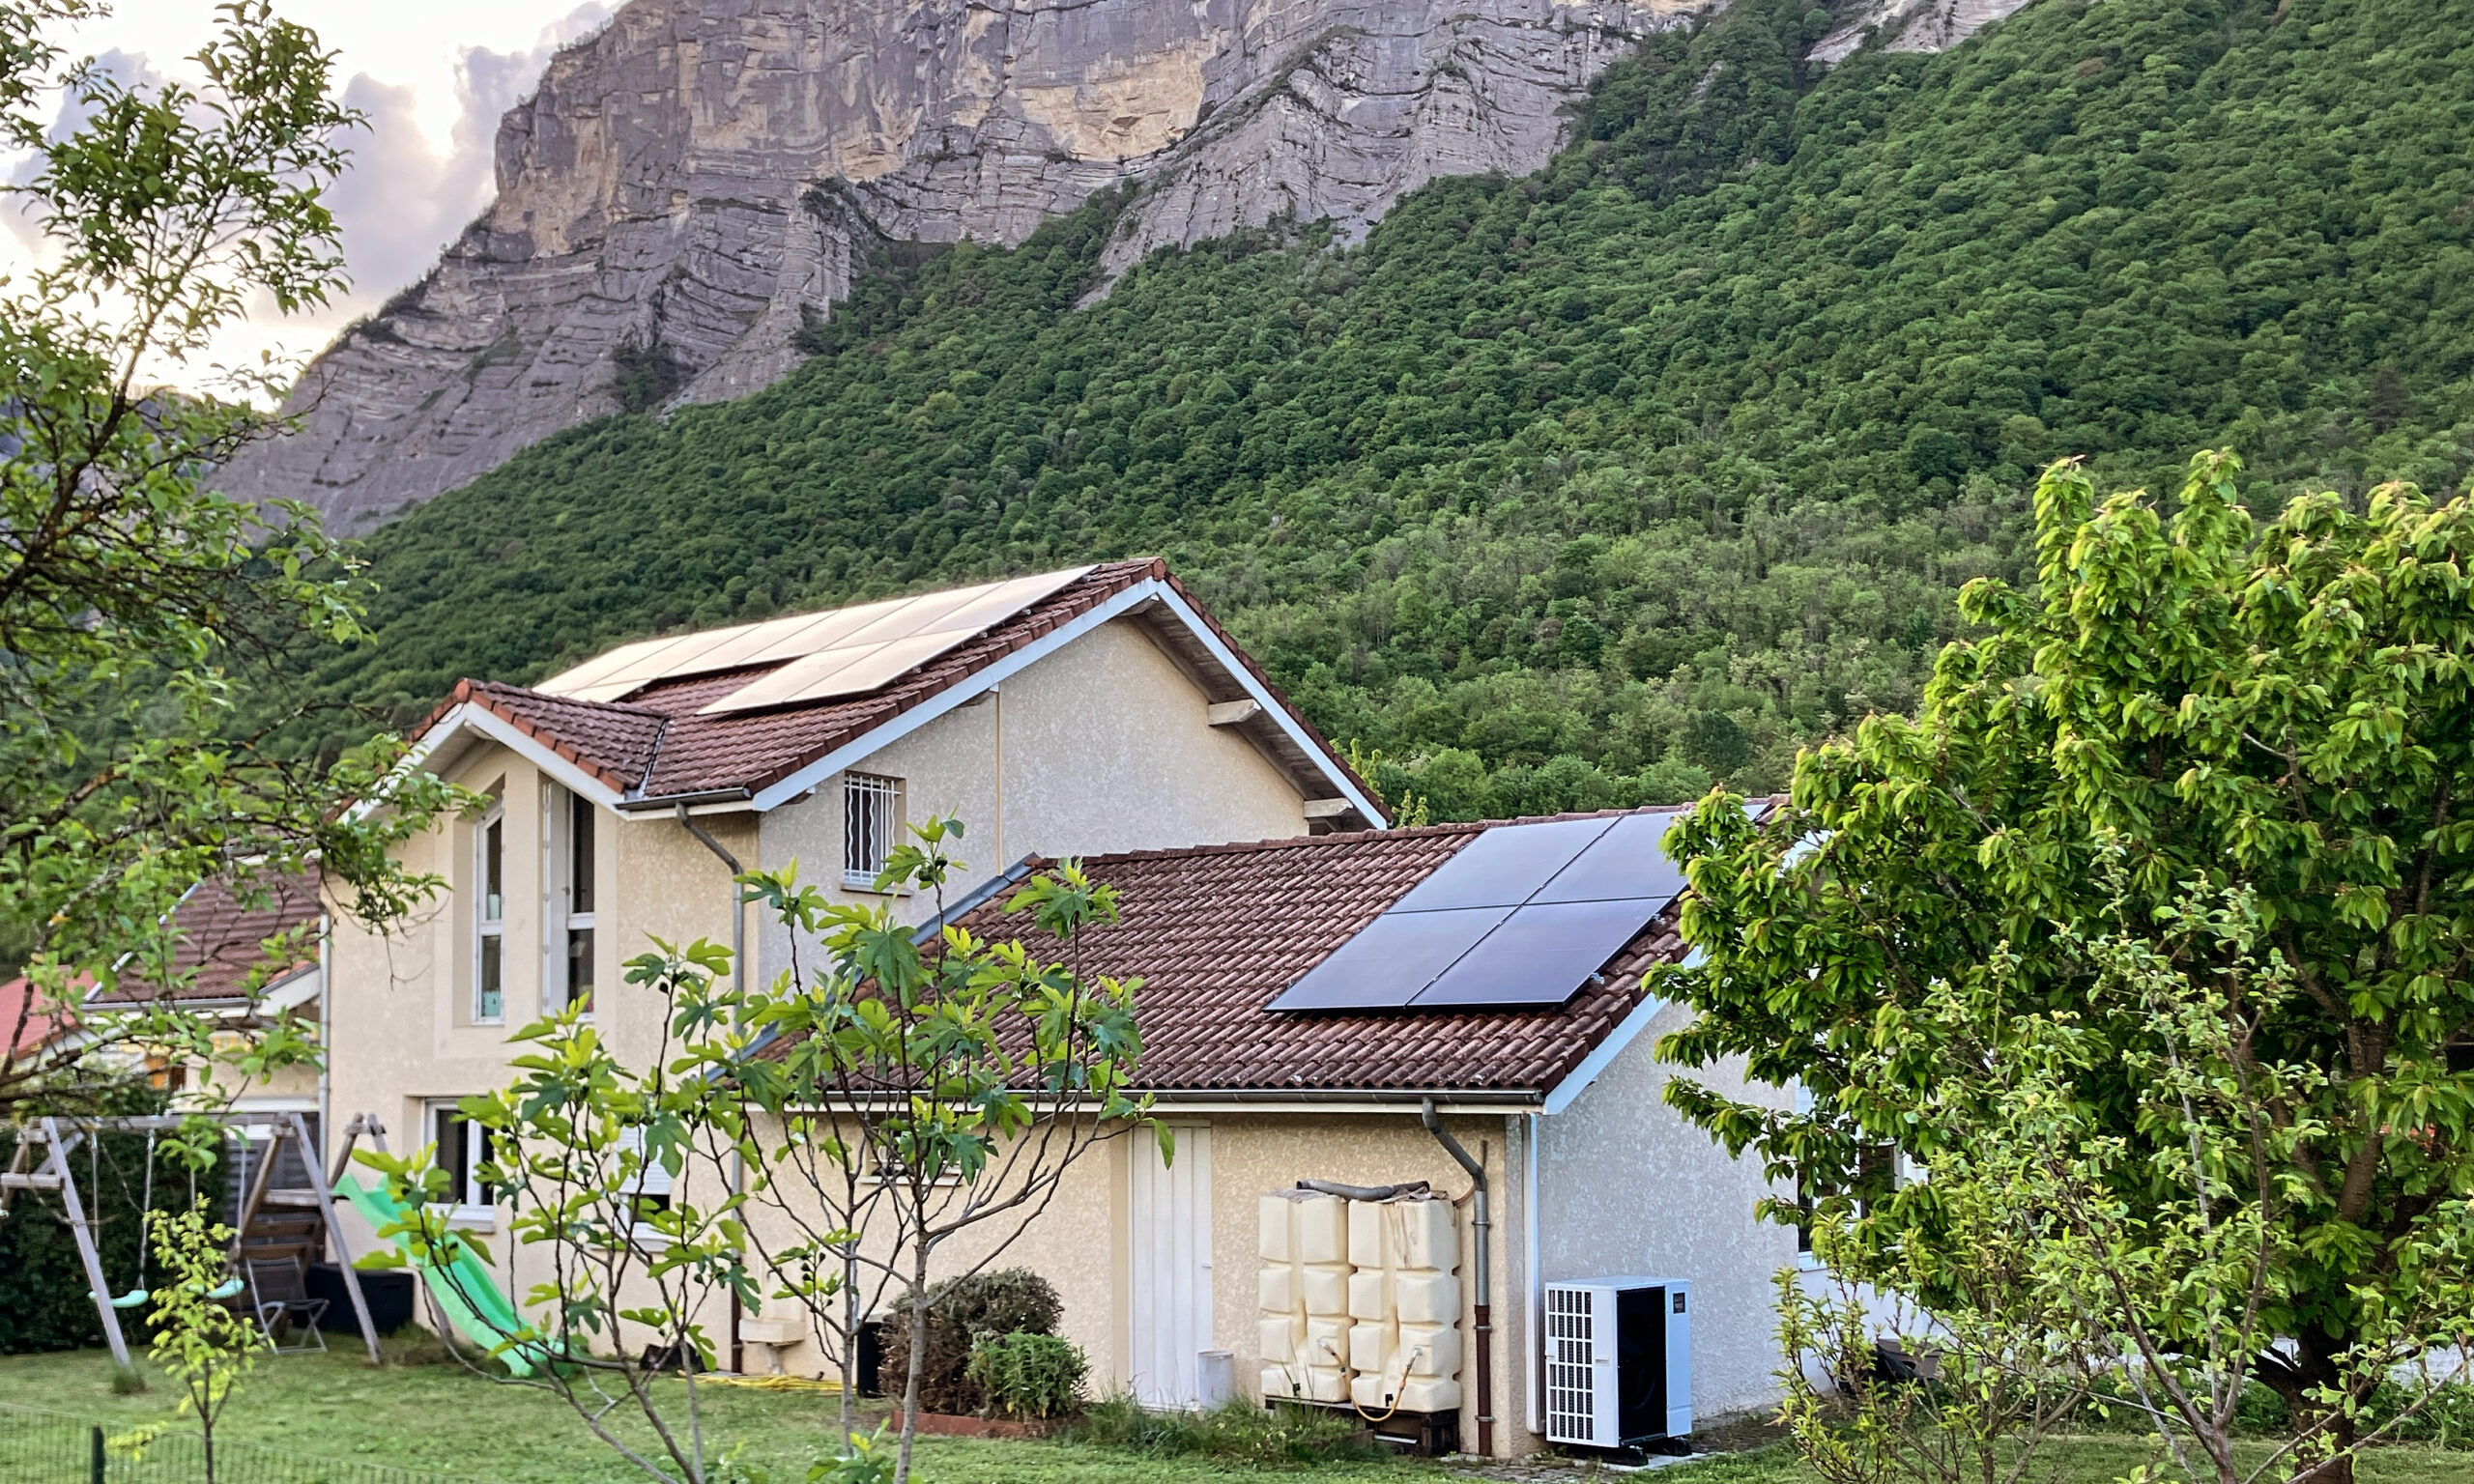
[1542,1277,1690,1448]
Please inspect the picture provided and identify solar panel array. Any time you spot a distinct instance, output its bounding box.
[531,567,1094,708]
[1268,810,1691,1013]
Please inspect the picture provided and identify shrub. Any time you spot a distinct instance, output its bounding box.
[964,1329,1087,1420]
[1066,1394,1388,1467]
[875,1268,1061,1413]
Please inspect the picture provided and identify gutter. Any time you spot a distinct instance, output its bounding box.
[1422,1098,1494,1458]
[619,786,754,814]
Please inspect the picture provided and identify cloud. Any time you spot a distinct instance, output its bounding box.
[325,2,613,306]
[2,49,173,259]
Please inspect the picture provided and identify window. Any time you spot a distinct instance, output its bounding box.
[544,785,596,1015]
[475,803,505,1023]
[842,773,904,889]
[430,1104,495,1211]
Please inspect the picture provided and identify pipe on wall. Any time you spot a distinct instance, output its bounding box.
[1422,1098,1492,1457]
[676,804,747,1373]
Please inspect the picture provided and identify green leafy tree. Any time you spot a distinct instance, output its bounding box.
[1659,451,2474,1483]
[0,0,458,1115]
[119,1198,264,1483]
[357,979,752,1484]
[718,816,1154,1484]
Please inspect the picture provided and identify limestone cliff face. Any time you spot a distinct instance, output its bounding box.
[222,0,2023,530]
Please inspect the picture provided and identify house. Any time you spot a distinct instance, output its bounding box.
[321,558,1382,1237]
[773,807,1796,1456]
[77,872,329,1118]
[317,560,1792,1455]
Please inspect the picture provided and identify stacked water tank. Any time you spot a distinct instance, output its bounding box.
[1258,1186,1461,1413]
[1257,1188,1351,1402]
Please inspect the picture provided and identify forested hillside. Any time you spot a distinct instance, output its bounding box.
[303,0,2473,819]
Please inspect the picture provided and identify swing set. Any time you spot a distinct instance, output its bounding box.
[0,1111,384,1368]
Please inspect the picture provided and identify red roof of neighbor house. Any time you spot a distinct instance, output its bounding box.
[90,874,323,1006]
[941,809,1690,1097]
[418,559,1376,813]
[2,973,87,1055]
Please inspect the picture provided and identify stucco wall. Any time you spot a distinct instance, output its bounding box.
[1535,1001,1798,1421]
[757,615,1312,967]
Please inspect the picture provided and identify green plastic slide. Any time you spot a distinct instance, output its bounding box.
[334,1172,554,1378]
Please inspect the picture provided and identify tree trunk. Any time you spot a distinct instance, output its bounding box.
[893,1247,931,1484]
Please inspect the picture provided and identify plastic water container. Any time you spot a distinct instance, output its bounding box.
[1394,1270,1459,1326]
[1304,1317,1349,1370]
[1257,1194,1295,1263]
[1347,1269,1394,1322]
[1347,1198,1395,1268]
[1396,1321,1460,1378]
[1258,1266,1297,1313]
[1302,1263,1350,1317]
[1347,1322,1394,1374]
[1395,1198,1457,1271]
[1294,1193,1347,1264]
[1302,1364,1349,1404]
[1259,1314,1303,1365]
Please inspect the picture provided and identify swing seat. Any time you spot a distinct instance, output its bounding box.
[108,1289,149,1309]
[205,1277,245,1301]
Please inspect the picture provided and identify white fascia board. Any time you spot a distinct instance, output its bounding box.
[1539,948,1702,1116]
[748,579,1167,813]
[1541,994,1666,1117]
[259,964,323,1014]
[398,702,628,813]
[1146,585,1387,827]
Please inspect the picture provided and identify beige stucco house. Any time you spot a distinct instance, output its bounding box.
[315,559,1793,1457]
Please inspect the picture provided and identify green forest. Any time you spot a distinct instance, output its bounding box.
[302,0,2474,820]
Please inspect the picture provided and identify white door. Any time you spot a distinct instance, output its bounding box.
[1127,1124,1213,1408]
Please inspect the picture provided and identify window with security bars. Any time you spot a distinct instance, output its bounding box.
[1545,1286,1597,1441]
[843,773,903,888]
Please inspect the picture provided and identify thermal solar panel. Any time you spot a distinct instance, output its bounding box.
[533,566,1098,707]
[1408,897,1662,1009]
[1390,816,1616,913]
[1267,905,1513,1012]
[1531,808,1690,906]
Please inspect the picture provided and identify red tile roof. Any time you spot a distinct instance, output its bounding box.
[92,874,323,1006]
[943,809,1687,1097]
[2,974,86,1054]
[417,559,1374,813]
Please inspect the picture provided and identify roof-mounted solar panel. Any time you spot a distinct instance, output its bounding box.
[1409,897,1663,1009]
[1390,816,1615,913]
[531,565,1095,708]
[1531,809,1689,906]
[1270,807,1696,1014]
[1265,905,1513,1013]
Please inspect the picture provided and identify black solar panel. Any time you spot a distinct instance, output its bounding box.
[1266,904,1513,1012]
[1532,810,1688,905]
[1391,816,1615,912]
[1409,897,1662,1009]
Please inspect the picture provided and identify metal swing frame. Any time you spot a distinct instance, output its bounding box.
[0,1110,383,1367]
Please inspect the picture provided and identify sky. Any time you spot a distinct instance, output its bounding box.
[0,0,614,388]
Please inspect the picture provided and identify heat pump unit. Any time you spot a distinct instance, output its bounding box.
[1542,1277,1690,1448]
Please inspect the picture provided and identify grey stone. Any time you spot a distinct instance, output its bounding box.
[221,0,2030,531]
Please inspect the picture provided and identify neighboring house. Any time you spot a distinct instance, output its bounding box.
[79,872,328,1117]
[323,558,1383,1239]
[848,806,1792,1454]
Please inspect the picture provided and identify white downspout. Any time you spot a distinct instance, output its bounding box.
[1525,1110,1542,1437]
[316,913,331,1175]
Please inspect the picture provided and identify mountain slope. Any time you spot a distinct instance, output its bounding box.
[302,0,2474,819]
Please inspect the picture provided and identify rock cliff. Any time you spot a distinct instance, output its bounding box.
[223,0,2029,530]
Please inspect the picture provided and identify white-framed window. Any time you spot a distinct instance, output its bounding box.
[428,1102,496,1219]
[842,773,904,889]
[475,802,506,1023]
[543,784,597,1016]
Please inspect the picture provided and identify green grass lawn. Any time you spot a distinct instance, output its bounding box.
[3,1346,2471,1484]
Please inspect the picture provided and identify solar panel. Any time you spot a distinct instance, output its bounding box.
[1266,905,1513,1012]
[1390,816,1616,912]
[531,566,1095,707]
[1408,897,1662,1009]
[1531,809,1688,905]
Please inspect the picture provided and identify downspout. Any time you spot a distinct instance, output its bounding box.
[676,804,747,1374]
[1423,1099,1492,1457]
[316,914,331,1184]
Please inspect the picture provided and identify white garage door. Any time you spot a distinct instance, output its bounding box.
[1127,1125,1213,1408]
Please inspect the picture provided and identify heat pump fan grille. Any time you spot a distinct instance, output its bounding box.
[1545,1285,1597,1442]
